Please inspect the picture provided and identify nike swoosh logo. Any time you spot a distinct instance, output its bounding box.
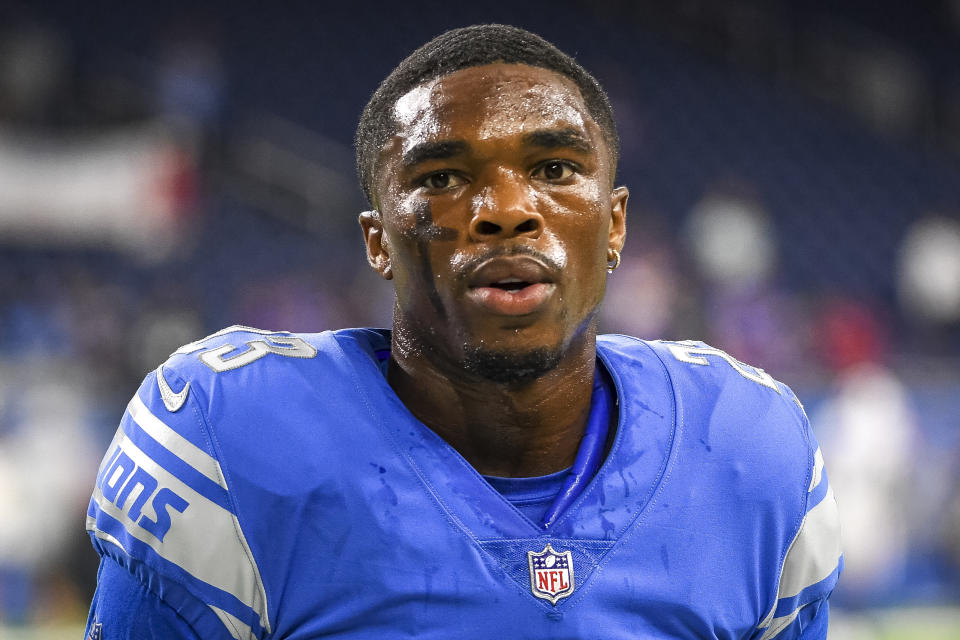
[156,364,190,412]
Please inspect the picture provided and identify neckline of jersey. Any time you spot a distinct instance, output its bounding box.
[370,340,616,532]
[337,329,678,542]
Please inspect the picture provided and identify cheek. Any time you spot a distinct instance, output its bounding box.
[384,201,460,312]
[385,233,446,317]
[546,190,610,264]
[382,221,425,286]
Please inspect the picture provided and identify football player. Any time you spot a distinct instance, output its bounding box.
[85,24,841,639]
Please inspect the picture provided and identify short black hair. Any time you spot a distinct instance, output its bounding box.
[355,24,620,207]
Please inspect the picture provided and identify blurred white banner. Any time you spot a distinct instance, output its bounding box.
[0,123,195,258]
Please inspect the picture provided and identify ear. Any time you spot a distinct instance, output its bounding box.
[358,210,393,280]
[608,186,628,253]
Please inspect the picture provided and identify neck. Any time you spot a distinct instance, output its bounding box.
[387,323,598,478]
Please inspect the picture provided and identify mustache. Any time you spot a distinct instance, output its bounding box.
[452,245,563,284]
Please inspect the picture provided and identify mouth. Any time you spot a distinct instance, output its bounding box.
[485,277,539,292]
[464,257,557,316]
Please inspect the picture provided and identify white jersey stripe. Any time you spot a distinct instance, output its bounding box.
[777,483,841,600]
[89,431,270,632]
[808,448,824,492]
[758,603,805,640]
[87,521,127,555]
[129,394,227,489]
[210,605,258,640]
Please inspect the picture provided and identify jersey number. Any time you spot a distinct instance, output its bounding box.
[665,341,780,392]
[175,326,318,373]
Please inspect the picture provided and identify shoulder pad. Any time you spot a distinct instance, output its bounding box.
[643,339,840,637]
[154,325,324,412]
[85,326,304,639]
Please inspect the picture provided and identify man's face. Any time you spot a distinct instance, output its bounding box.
[362,63,627,382]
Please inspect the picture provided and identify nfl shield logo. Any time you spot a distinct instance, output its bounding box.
[527,543,575,604]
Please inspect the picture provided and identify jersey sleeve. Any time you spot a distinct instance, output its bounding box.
[755,406,842,640]
[86,556,206,639]
[86,360,271,640]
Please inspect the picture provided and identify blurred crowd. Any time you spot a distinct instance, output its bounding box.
[1,0,959,627]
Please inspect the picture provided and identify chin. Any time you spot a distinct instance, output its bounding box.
[461,344,563,386]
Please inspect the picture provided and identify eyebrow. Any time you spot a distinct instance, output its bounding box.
[399,128,594,169]
[402,140,469,168]
[522,128,593,155]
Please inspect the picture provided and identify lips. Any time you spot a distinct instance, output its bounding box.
[465,256,557,316]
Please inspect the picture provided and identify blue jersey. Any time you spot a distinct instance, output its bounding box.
[85,327,841,639]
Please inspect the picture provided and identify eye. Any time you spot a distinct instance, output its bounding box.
[534,161,576,181]
[422,172,465,191]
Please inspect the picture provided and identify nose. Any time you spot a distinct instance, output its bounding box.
[468,173,544,241]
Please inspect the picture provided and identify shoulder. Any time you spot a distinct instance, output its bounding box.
[86,325,389,639]
[599,335,807,436]
[146,325,386,417]
[128,325,391,488]
[610,337,842,637]
[601,335,815,516]
[602,336,841,636]
[161,325,386,390]
[640,338,810,452]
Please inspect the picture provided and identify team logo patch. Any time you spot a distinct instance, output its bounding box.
[527,543,574,604]
[88,620,103,640]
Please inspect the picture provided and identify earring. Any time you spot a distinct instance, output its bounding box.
[606,249,621,273]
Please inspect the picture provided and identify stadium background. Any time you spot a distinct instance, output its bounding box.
[1,1,959,637]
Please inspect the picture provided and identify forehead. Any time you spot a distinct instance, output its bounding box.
[390,63,595,152]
